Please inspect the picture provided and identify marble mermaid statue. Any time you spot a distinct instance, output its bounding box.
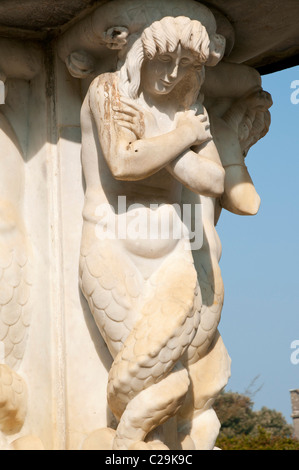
[79,14,271,450]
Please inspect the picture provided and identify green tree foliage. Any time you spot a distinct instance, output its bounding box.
[216,428,299,450]
[213,391,299,450]
[213,392,256,438]
[254,407,294,437]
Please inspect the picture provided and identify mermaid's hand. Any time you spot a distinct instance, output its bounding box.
[113,97,145,139]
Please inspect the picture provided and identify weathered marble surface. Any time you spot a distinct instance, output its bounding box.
[58,0,271,450]
[0,0,275,450]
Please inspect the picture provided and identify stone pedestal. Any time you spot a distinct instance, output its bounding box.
[290,390,299,440]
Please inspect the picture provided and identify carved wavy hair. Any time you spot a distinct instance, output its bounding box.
[119,16,211,100]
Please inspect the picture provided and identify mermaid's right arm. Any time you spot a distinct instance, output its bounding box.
[88,76,208,181]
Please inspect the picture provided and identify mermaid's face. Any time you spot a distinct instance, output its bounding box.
[141,44,196,96]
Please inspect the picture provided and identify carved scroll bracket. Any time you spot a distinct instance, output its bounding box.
[57,0,235,83]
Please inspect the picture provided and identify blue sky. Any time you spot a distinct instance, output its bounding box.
[216,65,299,424]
